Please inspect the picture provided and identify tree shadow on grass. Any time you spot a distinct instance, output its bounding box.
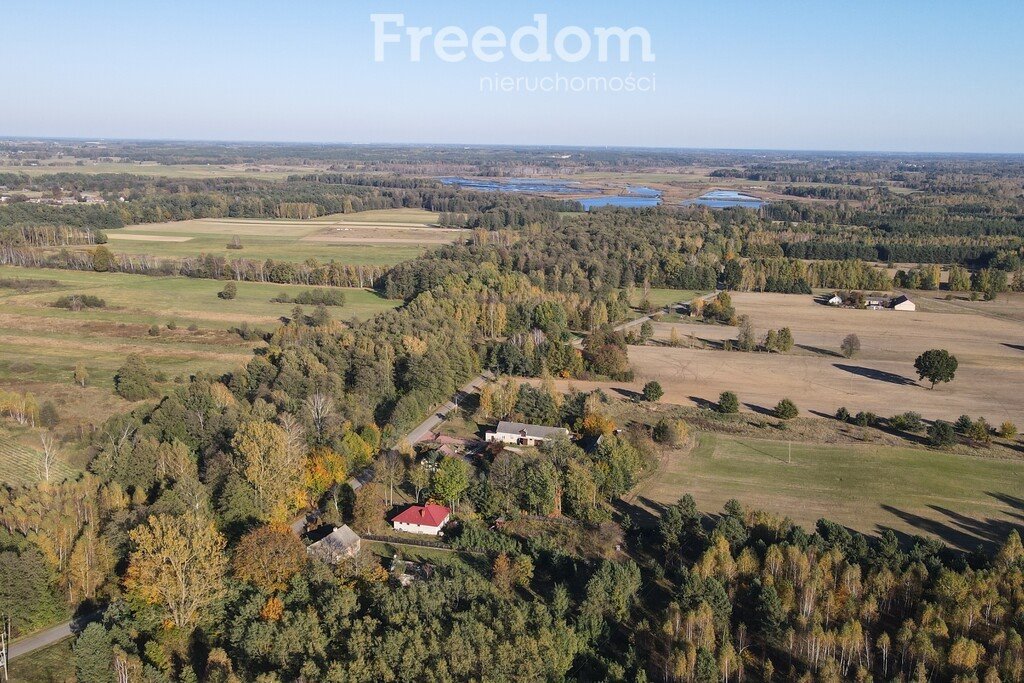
[1002,343,1024,352]
[688,395,718,411]
[743,402,776,417]
[612,386,643,401]
[880,502,1024,552]
[613,496,664,530]
[797,343,843,358]
[834,363,919,386]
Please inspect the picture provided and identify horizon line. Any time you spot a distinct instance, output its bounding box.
[2,134,1023,158]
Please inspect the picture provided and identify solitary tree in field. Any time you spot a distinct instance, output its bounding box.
[736,315,756,352]
[642,381,664,402]
[718,391,739,414]
[73,361,89,387]
[914,349,958,389]
[840,334,861,359]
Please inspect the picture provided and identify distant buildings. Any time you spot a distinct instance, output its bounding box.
[392,504,451,536]
[306,524,361,563]
[485,421,571,447]
[828,292,915,312]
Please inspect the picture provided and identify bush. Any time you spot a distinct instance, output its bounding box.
[53,294,106,310]
[718,391,739,414]
[166,321,177,330]
[835,407,850,422]
[39,401,60,428]
[653,418,688,446]
[187,323,199,332]
[270,288,346,307]
[148,324,160,337]
[218,282,238,300]
[928,420,956,448]
[889,411,924,432]
[853,411,876,427]
[999,421,1018,439]
[966,418,992,445]
[113,353,159,401]
[954,415,974,434]
[642,381,664,402]
[774,398,799,420]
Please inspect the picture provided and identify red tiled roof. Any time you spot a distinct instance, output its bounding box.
[392,504,451,527]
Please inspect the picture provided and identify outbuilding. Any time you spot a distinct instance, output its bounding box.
[306,524,361,563]
[485,421,571,447]
[890,294,916,311]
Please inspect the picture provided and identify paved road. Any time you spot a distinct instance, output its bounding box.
[346,373,493,491]
[8,612,100,661]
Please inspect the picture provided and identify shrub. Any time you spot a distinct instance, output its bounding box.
[148,324,160,337]
[774,398,799,420]
[39,401,60,428]
[928,420,956,447]
[187,323,199,332]
[642,381,664,402]
[835,407,850,422]
[270,288,346,307]
[53,294,106,310]
[966,418,992,445]
[218,282,237,300]
[113,353,159,401]
[653,418,688,446]
[718,391,739,414]
[166,321,177,330]
[853,411,876,427]
[889,411,923,432]
[999,421,1018,439]
[954,415,974,434]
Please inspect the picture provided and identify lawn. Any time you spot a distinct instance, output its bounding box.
[8,639,75,683]
[638,431,1024,551]
[96,209,457,265]
[364,540,480,570]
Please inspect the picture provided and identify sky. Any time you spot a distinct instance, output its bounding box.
[2,0,1023,153]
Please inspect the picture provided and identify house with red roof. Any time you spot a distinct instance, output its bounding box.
[391,503,452,536]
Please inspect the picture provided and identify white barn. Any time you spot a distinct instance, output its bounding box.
[486,421,571,447]
[890,295,916,311]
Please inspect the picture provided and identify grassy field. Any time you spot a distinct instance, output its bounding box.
[8,639,75,683]
[633,288,708,308]
[99,209,458,265]
[637,432,1024,551]
[0,266,401,483]
[8,159,303,180]
[628,291,1024,426]
[0,429,76,487]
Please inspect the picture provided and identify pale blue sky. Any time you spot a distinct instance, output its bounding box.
[2,0,1022,152]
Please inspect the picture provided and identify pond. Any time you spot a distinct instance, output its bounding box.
[681,189,767,209]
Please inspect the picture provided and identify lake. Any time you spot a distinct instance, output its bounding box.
[439,177,664,210]
[681,190,767,209]
[438,177,590,194]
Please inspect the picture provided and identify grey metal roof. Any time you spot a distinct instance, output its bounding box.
[493,421,570,439]
[308,524,360,552]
